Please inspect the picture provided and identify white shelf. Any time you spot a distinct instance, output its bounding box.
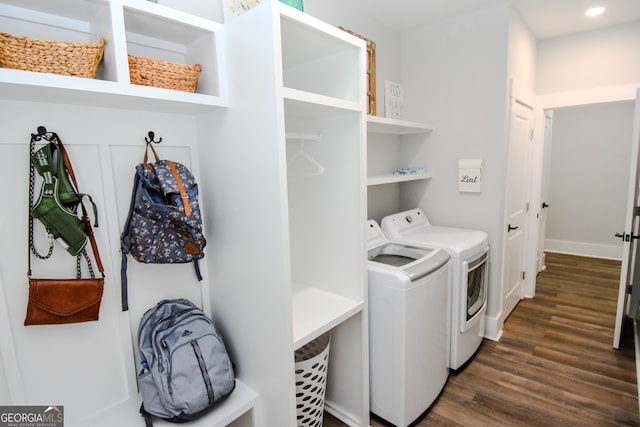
[291,287,364,349]
[0,0,225,111]
[279,3,364,104]
[283,87,364,118]
[85,379,258,427]
[367,115,433,135]
[368,172,432,186]
[0,68,227,114]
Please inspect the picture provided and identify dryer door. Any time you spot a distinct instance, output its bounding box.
[462,249,488,332]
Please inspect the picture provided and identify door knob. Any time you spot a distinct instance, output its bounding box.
[542,202,549,209]
[614,232,640,241]
[508,224,519,232]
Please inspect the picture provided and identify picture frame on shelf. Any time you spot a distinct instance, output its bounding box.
[338,26,376,116]
[222,0,303,22]
[385,80,405,120]
[222,0,262,21]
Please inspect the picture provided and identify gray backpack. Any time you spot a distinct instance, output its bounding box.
[137,299,235,426]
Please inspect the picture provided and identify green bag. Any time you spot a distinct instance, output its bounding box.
[29,130,96,256]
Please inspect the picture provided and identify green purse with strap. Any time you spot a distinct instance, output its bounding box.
[30,131,97,256]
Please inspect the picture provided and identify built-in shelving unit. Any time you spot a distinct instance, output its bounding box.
[365,115,434,222]
[0,1,254,426]
[202,2,369,425]
[366,115,434,187]
[0,1,369,426]
[0,0,226,113]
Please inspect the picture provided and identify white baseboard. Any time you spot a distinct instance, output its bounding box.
[483,314,503,342]
[544,239,623,261]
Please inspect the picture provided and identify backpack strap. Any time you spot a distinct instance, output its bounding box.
[194,259,203,281]
[166,160,191,217]
[121,142,153,312]
[120,172,140,312]
[140,404,154,427]
[143,140,160,165]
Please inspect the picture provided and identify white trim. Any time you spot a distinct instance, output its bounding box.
[544,239,623,261]
[0,272,24,403]
[483,314,503,342]
[539,83,640,109]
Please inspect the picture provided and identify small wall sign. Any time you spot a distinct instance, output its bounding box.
[384,80,404,120]
[458,159,483,192]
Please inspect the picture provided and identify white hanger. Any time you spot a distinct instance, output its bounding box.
[286,133,324,176]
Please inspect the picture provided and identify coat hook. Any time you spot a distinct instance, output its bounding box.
[145,131,162,144]
[32,126,57,143]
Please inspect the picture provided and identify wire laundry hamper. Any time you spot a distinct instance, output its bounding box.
[294,331,331,427]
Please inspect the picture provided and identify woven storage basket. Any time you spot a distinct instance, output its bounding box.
[128,54,201,93]
[0,32,104,78]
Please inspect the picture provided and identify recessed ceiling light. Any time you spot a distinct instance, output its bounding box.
[585,6,606,17]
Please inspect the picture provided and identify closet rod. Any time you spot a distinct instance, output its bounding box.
[285,131,322,142]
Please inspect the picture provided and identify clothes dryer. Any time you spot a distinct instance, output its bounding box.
[381,208,489,371]
[367,220,449,426]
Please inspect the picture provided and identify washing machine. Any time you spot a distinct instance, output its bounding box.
[367,220,450,427]
[381,208,489,371]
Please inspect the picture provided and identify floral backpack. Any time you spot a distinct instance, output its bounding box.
[120,136,206,310]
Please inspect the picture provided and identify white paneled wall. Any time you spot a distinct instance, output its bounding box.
[0,101,209,426]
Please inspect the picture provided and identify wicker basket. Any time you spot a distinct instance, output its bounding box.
[0,32,104,78]
[128,54,201,93]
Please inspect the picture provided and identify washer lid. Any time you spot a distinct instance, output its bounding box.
[368,242,450,281]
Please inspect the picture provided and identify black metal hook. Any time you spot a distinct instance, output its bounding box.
[145,131,162,144]
[32,126,58,143]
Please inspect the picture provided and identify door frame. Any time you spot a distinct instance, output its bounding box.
[499,80,539,328]
[537,83,640,349]
[614,90,640,349]
[525,106,546,297]
[536,110,553,274]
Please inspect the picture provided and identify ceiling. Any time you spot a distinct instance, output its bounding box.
[359,0,640,39]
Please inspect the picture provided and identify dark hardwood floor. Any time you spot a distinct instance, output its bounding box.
[326,252,639,426]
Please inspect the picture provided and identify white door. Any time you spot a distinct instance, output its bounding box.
[503,96,534,321]
[537,112,553,273]
[614,90,640,349]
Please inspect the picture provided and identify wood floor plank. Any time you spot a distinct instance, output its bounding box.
[324,253,638,426]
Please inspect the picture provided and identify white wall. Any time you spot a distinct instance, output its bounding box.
[537,22,640,95]
[303,0,402,117]
[545,101,635,259]
[507,8,536,92]
[536,21,640,260]
[399,3,511,328]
